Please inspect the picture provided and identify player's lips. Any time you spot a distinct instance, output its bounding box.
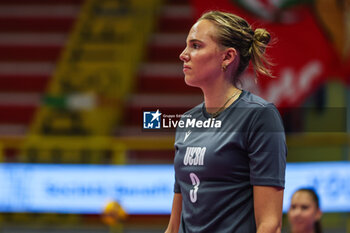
[183,65,191,72]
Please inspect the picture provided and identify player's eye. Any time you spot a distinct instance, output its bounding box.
[192,43,200,49]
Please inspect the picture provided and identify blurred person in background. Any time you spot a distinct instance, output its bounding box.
[287,188,323,233]
[165,10,287,233]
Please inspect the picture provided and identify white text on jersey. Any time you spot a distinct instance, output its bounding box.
[183,147,206,166]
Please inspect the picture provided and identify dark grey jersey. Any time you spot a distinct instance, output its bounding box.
[173,90,287,233]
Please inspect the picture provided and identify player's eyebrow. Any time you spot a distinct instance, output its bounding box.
[188,39,203,44]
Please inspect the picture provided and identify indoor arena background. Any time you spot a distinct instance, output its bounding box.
[0,0,349,232]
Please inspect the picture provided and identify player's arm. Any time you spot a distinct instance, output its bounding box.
[165,193,182,233]
[254,186,284,233]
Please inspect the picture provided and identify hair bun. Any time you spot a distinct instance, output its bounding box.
[254,28,271,45]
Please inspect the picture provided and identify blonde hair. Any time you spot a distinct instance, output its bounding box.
[198,11,272,83]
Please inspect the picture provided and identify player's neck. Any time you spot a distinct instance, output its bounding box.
[291,227,316,233]
[202,82,240,115]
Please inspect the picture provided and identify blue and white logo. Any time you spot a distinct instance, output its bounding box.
[143,109,162,129]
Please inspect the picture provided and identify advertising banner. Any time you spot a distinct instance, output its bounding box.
[0,162,349,214]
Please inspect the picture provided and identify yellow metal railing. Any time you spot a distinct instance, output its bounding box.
[0,133,349,163]
[30,0,162,136]
[22,0,162,164]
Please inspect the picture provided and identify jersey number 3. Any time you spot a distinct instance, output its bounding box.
[189,172,200,203]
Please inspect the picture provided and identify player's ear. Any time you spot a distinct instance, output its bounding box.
[222,47,238,69]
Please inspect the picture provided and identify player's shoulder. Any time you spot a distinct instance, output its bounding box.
[239,91,284,131]
[238,90,281,118]
[239,90,272,108]
[181,102,204,118]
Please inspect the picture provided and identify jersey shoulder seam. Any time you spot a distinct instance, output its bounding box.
[240,97,267,107]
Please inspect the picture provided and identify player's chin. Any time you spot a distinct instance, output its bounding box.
[184,75,200,88]
[291,222,305,232]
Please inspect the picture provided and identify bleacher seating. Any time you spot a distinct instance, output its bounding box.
[0,0,82,136]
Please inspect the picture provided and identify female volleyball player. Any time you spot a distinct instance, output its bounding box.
[165,11,287,233]
[288,188,323,233]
